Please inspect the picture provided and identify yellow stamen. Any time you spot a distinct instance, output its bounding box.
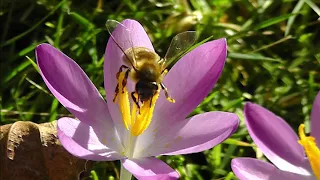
[298,124,320,179]
[115,74,160,136]
[130,91,160,136]
[115,72,131,130]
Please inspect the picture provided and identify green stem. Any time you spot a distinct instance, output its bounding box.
[120,163,132,180]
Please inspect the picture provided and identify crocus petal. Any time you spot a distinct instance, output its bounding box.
[134,112,239,157]
[154,38,227,124]
[138,39,228,149]
[57,117,124,161]
[104,19,154,139]
[245,102,310,175]
[122,157,179,180]
[311,91,320,145]
[231,158,311,180]
[36,43,112,127]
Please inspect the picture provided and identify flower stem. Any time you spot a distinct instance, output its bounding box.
[120,163,132,180]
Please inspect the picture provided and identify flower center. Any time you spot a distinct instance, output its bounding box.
[115,71,159,136]
[298,124,320,179]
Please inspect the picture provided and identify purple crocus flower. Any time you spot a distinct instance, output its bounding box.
[231,92,320,180]
[36,19,239,180]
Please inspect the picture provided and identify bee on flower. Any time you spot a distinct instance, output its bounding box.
[106,19,197,136]
[36,19,239,179]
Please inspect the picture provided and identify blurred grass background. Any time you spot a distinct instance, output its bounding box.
[1,0,320,179]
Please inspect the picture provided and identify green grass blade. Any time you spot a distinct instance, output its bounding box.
[304,0,320,19]
[228,53,282,62]
[1,0,66,47]
[68,11,95,29]
[18,43,43,57]
[25,77,51,95]
[49,99,59,121]
[285,0,305,36]
[4,61,30,83]
[54,7,65,48]
[26,56,39,73]
[254,13,298,30]
[223,138,255,147]
[250,35,293,53]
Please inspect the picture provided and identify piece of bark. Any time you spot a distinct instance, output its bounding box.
[0,121,92,180]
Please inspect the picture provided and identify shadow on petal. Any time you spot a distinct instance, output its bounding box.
[36,43,112,128]
[231,158,311,180]
[57,117,123,161]
[154,38,227,124]
[134,112,239,157]
[122,157,179,180]
[137,39,228,150]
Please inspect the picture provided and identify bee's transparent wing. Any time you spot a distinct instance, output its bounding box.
[161,31,197,70]
[105,19,137,69]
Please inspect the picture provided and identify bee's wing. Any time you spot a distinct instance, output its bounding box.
[105,19,137,70]
[161,31,197,71]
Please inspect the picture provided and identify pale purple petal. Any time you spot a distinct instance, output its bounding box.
[104,19,154,140]
[231,158,310,180]
[244,102,310,175]
[57,117,124,161]
[139,39,228,148]
[122,157,179,180]
[36,43,112,127]
[311,91,320,146]
[154,38,227,124]
[134,112,238,157]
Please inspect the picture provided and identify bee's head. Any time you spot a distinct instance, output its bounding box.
[136,81,158,102]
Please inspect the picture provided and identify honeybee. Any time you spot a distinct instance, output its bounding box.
[106,20,196,108]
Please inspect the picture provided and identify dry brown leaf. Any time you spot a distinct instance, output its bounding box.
[0,121,92,180]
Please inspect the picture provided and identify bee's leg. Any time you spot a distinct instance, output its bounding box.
[116,65,129,79]
[160,69,168,79]
[114,65,129,102]
[162,69,168,76]
[121,69,130,93]
[131,92,140,110]
[149,95,153,107]
[158,58,165,67]
[113,83,119,102]
[160,83,175,103]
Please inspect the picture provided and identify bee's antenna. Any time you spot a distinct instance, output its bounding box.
[106,20,138,71]
[108,34,138,71]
